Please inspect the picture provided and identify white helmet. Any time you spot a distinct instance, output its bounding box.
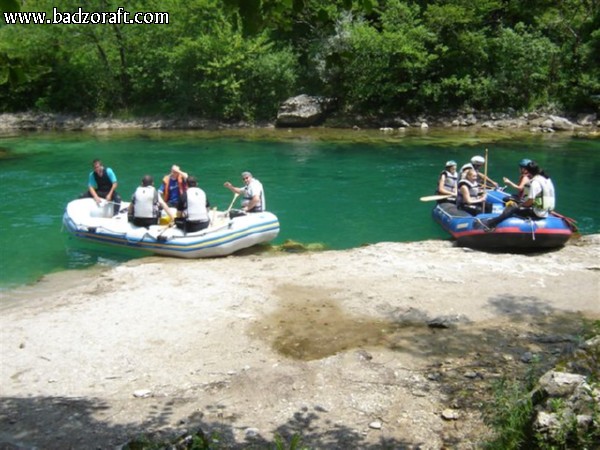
[471,155,485,165]
[460,163,474,172]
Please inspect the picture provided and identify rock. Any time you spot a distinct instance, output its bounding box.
[427,314,469,328]
[520,351,534,363]
[441,409,459,420]
[535,410,560,434]
[549,115,576,130]
[576,113,597,126]
[539,370,586,397]
[581,335,600,350]
[369,421,382,429]
[133,389,152,398]
[276,95,334,127]
[394,118,410,128]
[244,427,260,438]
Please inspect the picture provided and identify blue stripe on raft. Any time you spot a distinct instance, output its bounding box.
[71,220,280,254]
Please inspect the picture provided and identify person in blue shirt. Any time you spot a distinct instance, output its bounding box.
[159,164,188,207]
[83,159,122,215]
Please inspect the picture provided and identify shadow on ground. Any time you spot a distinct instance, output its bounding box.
[1,296,593,449]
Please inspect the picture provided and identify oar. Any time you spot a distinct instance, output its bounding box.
[420,194,452,202]
[483,148,489,191]
[156,221,175,241]
[225,193,239,213]
[550,211,579,231]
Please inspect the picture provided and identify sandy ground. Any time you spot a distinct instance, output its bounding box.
[1,236,599,449]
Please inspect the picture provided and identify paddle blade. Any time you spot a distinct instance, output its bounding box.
[420,194,452,202]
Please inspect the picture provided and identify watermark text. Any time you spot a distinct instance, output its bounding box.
[3,7,169,25]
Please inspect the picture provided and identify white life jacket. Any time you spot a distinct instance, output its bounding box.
[532,175,555,217]
[438,170,458,194]
[242,178,265,211]
[185,187,209,222]
[133,186,158,218]
[456,179,479,207]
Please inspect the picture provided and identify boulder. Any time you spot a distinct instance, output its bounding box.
[548,115,576,131]
[276,95,334,127]
[576,113,597,126]
[539,370,586,397]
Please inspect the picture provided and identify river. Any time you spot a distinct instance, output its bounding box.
[0,128,598,291]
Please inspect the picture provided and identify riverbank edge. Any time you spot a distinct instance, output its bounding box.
[3,233,599,304]
[0,111,598,136]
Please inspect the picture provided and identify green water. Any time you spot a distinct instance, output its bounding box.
[0,129,598,291]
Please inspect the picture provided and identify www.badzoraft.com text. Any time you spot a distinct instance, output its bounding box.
[3,7,169,25]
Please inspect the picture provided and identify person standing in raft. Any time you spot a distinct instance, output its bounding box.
[223,171,265,213]
[159,164,188,207]
[479,161,555,231]
[436,160,458,203]
[176,176,210,233]
[82,159,122,215]
[129,175,174,228]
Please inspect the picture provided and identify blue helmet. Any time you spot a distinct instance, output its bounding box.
[519,158,532,168]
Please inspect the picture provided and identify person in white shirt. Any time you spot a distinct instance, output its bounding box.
[223,171,265,212]
[130,175,174,228]
[480,161,555,230]
[176,176,210,233]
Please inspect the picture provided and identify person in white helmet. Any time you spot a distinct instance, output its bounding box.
[460,162,474,180]
[436,160,458,202]
[470,155,498,188]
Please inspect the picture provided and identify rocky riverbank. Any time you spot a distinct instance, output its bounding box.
[0,107,598,136]
[1,236,599,448]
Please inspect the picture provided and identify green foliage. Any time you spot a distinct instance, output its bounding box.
[0,0,597,118]
[0,0,19,14]
[483,368,537,450]
[274,432,309,450]
[486,23,558,110]
[332,1,437,113]
[533,381,600,449]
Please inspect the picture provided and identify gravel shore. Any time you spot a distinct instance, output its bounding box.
[1,236,599,448]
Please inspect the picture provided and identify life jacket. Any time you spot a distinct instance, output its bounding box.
[185,187,209,222]
[456,179,479,207]
[437,170,457,195]
[531,175,555,217]
[162,175,186,203]
[94,169,113,192]
[133,186,159,219]
[242,179,265,211]
[517,175,531,199]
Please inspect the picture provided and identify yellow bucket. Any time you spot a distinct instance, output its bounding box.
[159,207,177,225]
[159,212,173,225]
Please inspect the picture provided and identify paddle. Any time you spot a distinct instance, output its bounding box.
[156,220,175,241]
[226,193,239,213]
[483,148,489,191]
[420,194,453,202]
[550,211,579,231]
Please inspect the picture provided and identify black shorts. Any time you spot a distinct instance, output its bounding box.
[175,219,209,233]
[133,217,158,228]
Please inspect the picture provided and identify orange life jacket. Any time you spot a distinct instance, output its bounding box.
[161,174,186,202]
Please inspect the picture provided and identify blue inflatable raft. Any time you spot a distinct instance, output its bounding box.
[432,190,575,250]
